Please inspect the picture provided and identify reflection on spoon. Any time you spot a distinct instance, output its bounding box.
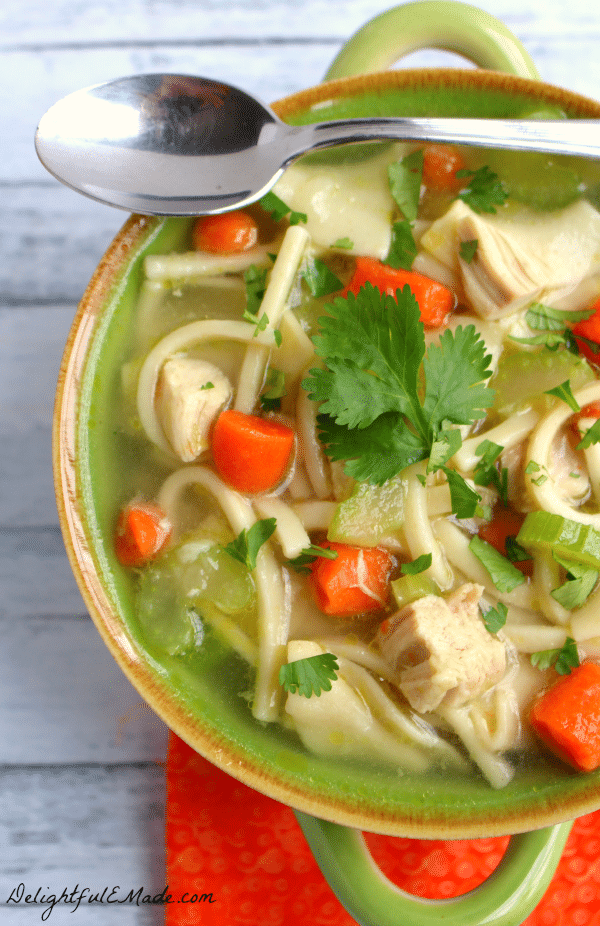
[35,73,600,216]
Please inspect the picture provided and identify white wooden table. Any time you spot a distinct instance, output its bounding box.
[2,1,600,923]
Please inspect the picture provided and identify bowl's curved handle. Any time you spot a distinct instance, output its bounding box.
[295,811,572,926]
[324,0,539,81]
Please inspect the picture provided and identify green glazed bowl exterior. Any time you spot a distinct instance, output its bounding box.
[54,54,600,843]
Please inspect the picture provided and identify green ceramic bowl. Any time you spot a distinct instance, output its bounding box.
[53,4,600,924]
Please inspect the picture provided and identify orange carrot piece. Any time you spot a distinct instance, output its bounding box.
[114,501,172,567]
[211,409,295,494]
[572,295,600,364]
[529,661,600,771]
[310,541,394,617]
[192,210,258,253]
[343,256,454,327]
[422,144,466,192]
[579,401,600,418]
[478,506,532,577]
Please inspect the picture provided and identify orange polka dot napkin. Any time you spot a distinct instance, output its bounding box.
[165,732,600,926]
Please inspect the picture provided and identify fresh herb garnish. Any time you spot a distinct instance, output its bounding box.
[459,239,478,263]
[441,466,483,519]
[550,552,598,609]
[468,534,526,592]
[286,544,338,575]
[244,264,268,316]
[301,258,343,297]
[401,553,433,575]
[577,416,600,450]
[531,636,580,675]
[260,368,286,412]
[200,382,214,390]
[386,218,418,271]
[332,237,354,249]
[302,283,494,489]
[279,653,340,697]
[481,601,508,634]
[388,150,423,222]
[259,191,307,226]
[243,308,269,334]
[525,460,548,486]
[511,303,594,353]
[223,518,277,571]
[456,165,508,214]
[505,535,531,564]
[473,440,509,506]
[544,379,580,413]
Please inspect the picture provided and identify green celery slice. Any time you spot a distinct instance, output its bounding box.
[391,573,439,610]
[516,511,600,570]
[327,475,406,547]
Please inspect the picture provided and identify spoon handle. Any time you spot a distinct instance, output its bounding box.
[287,118,600,162]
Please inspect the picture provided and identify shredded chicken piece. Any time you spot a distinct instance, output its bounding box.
[420,199,600,319]
[155,356,232,462]
[376,583,506,713]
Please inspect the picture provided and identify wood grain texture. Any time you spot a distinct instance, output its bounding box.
[2,0,599,921]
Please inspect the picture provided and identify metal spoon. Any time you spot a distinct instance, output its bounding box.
[35,73,600,216]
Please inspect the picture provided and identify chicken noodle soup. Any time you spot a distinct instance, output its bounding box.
[113,142,600,789]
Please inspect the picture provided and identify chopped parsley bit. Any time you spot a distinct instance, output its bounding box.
[468,534,526,593]
[525,460,549,486]
[459,239,478,264]
[386,218,418,271]
[332,237,354,250]
[531,636,580,675]
[385,150,423,271]
[301,258,343,297]
[510,303,594,353]
[303,283,494,494]
[473,440,509,506]
[279,653,340,698]
[544,379,580,413]
[401,553,432,575]
[259,191,307,226]
[505,535,531,564]
[260,368,286,412]
[200,382,214,390]
[286,544,338,575]
[481,601,508,634]
[456,165,508,214]
[550,552,599,610]
[388,150,423,223]
[243,308,269,335]
[222,518,277,571]
[244,264,268,316]
[577,416,600,450]
[442,466,482,519]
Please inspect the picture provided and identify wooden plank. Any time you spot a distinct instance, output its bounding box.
[0,762,166,925]
[0,608,168,764]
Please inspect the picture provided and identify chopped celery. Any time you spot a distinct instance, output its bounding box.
[327,475,406,547]
[136,534,256,655]
[491,349,594,418]
[391,573,439,610]
[516,511,600,571]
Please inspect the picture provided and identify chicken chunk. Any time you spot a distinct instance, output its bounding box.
[376,583,506,713]
[420,199,600,319]
[155,356,232,462]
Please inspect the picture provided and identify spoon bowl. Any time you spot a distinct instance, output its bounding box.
[36,72,600,215]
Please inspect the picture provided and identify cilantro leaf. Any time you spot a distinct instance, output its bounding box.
[303,284,493,488]
[385,218,418,271]
[388,150,423,222]
[550,552,598,609]
[260,368,286,412]
[259,191,307,225]
[473,440,509,506]
[505,535,531,564]
[459,239,478,263]
[577,416,600,450]
[469,534,526,592]
[481,601,508,633]
[526,303,594,332]
[279,653,340,697]
[301,258,342,297]
[544,379,580,413]
[401,553,432,575]
[441,467,482,519]
[456,165,508,214]
[223,518,277,571]
[332,237,353,249]
[244,265,268,316]
[531,637,580,675]
[286,544,338,575]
